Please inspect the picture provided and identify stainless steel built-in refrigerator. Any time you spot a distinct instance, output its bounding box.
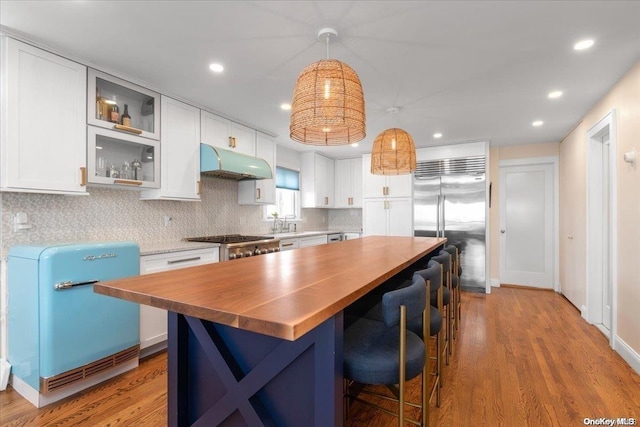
[413,156,486,292]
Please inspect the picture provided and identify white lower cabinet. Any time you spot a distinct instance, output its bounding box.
[299,235,328,247]
[139,247,219,356]
[363,198,413,237]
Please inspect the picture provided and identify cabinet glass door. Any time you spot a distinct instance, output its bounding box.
[88,127,160,189]
[88,68,160,140]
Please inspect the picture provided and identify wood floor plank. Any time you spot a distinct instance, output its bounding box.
[1,287,639,426]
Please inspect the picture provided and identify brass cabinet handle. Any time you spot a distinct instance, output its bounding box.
[197,180,202,195]
[257,188,261,200]
[113,124,143,135]
[282,243,295,247]
[228,136,237,148]
[114,179,143,186]
[324,196,329,205]
[80,167,87,186]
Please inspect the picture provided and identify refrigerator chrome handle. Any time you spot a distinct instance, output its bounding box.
[441,195,446,238]
[436,195,441,238]
[54,280,99,290]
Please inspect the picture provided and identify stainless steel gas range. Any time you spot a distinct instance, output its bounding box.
[184,234,281,261]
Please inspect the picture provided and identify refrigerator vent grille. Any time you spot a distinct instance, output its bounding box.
[40,345,139,393]
[415,156,485,178]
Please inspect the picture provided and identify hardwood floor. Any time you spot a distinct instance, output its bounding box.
[1,287,639,426]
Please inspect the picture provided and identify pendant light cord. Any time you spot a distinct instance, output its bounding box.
[326,35,330,59]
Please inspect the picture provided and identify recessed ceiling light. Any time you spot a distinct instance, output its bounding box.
[574,39,594,51]
[280,103,291,110]
[209,63,224,73]
[548,91,563,99]
[532,120,544,127]
[433,133,442,138]
[351,143,359,147]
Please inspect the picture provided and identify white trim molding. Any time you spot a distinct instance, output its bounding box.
[585,109,618,348]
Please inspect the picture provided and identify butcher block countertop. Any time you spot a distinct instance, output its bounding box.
[95,236,445,341]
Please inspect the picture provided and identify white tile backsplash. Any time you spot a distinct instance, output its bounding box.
[0,177,353,257]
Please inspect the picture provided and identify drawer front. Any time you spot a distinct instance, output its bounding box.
[141,248,219,274]
[299,235,328,247]
[279,238,299,251]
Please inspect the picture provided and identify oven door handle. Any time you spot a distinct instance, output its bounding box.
[54,280,99,290]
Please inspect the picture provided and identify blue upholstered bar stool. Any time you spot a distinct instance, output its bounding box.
[407,261,443,406]
[343,274,430,426]
[430,252,454,360]
[441,245,461,333]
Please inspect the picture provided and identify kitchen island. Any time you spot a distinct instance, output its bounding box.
[95,236,445,427]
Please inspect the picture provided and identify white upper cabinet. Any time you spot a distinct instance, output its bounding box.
[362,153,412,198]
[334,157,363,208]
[238,132,276,205]
[88,68,160,140]
[140,96,201,200]
[201,110,256,156]
[300,152,335,208]
[1,37,88,195]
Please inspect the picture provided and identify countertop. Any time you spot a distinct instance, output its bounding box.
[95,236,445,341]
[139,241,220,256]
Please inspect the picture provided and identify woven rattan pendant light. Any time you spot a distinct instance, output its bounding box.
[289,28,366,145]
[371,123,417,175]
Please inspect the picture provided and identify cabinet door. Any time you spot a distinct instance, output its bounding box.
[388,198,413,236]
[2,37,87,194]
[363,199,388,236]
[201,110,231,149]
[299,235,328,247]
[141,96,200,200]
[139,248,219,354]
[362,154,388,198]
[350,157,363,207]
[88,68,160,140]
[315,154,334,207]
[238,132,276,204]
[334,159,352,208]
[387,173,413,198]
[230,122,256,156]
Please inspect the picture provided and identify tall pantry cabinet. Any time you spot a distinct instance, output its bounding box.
[362,153,413,236]
[1,37,87,194]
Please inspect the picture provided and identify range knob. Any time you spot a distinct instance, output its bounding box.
[229,253,237,260]
[244,250,253,257]
[254,248,263,255]
[273,247,280,252]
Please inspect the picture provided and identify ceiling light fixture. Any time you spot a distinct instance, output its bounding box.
[433,133,443,138]
[209,63,224,73]
[371,108,416,175]
[289,27,366,145]
[280,103,291,110]
[548,91,563,99]
[532,120,544,127]
[574,39,594,51]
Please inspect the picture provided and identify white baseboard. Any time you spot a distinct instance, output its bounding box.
[581,305,589,322]
[614,335,640,376]
[490,278,500,287]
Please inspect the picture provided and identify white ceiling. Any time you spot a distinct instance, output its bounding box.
[2,1,639,158]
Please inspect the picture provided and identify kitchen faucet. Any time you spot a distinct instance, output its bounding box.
[283,214,296,232]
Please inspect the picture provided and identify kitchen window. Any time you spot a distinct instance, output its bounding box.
[264,167,300,220]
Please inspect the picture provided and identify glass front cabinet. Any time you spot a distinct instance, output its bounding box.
[87,68,160,188]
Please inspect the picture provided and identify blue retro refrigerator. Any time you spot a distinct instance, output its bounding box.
[8,242,140,407]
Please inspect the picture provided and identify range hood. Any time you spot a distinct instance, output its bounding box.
[200,144,272,180]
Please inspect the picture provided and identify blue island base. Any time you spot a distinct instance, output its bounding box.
[168,312,344,427]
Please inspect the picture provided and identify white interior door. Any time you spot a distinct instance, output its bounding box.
[499,163,554,288]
